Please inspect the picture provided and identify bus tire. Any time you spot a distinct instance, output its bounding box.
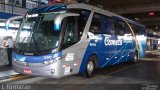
[133,51,138,64]
[85,55,96,78]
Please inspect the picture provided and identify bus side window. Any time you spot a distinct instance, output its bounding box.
[106,17,110,34]
[89,13,101,34]
[78,10,90,40]
[89,13,108,34]
[63,16,78,49]
[125,24,131,34]
[118,21,125,36]
[68,9,91,39]
[100,15,106,34]
[110,18,118,35]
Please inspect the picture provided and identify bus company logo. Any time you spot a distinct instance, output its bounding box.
[104,38,123,46]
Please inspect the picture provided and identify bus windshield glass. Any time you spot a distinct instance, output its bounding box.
[15,12,63,51]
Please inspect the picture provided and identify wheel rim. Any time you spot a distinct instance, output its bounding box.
[87,60,94,75]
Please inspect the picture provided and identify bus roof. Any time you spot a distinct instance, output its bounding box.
[28,3,145,28]
[28,3,68,14]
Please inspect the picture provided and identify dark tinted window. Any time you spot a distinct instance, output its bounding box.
[62,16,78,49]
[78,10,90,39]
[125,24,131,34]
[89,13,108,34]
[61,9,91,49]
[110,18,118,35]
[118,21,125,36]
[69,9,90,39]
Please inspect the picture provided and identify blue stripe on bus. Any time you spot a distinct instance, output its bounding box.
[50,5,65,10]
[44,6,53,11]
[12,52,62,63]
[29,5,66,13]
[32,7,45,12]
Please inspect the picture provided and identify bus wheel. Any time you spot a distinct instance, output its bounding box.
[134,51,138,64]
[85,56,96,78]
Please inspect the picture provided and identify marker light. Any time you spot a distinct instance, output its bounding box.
[149,12,155,16]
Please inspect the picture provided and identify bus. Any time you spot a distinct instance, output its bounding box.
[12,3,147,78]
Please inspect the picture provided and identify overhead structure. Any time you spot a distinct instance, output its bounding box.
[80,0,160,28]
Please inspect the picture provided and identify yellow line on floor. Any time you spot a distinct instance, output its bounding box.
[0,75,28,83]
[10,75,28,80]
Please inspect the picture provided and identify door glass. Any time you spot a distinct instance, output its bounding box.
[62,16,78,49]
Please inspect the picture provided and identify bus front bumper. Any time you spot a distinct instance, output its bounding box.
[12,60,62,78]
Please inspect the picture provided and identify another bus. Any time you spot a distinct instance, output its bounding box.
[12,3,147,78]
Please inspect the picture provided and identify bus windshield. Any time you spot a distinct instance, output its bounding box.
[15,13,62,51]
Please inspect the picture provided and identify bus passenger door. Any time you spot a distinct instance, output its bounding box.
[59,10,91,76]
[60,16,80,76]
[60,10,90,76]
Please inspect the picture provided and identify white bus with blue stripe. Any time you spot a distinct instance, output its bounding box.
[12,3,147,78]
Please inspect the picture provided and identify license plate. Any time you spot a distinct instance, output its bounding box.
[24,68,32,74]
